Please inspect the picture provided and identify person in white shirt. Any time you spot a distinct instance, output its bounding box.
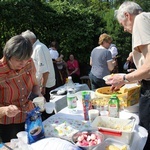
[49,41,67,85]
[109,44,118,59]
[109,44,119,73]
[21,30,56,102]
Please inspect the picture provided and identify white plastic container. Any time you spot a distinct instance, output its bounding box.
[91,116,135,144]
[99,138,130,150]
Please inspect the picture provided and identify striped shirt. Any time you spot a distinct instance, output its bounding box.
[0,57,37,124]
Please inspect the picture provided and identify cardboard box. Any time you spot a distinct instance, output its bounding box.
[121,84,141,107]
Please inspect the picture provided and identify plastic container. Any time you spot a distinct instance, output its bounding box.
[100,110,109,116]
[67,88,77,113]
[44,102,55,114]
[108,94,119,118]
[99,138,130,150]
[71,129,104,150]
[91,116,135,145]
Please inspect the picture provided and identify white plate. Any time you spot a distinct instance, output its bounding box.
[103,73,126,81]
[31,137,80,150]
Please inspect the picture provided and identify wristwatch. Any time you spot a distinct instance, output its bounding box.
[123,75,129,83]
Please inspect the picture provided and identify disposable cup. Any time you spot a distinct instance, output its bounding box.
[44,102,55,114]
[88,109,99,122]
[33,96,45,112]
[10,138,19,148]
[16,131,28,144]
[100,110,109,116]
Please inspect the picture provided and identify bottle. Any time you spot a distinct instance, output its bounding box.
[108,94,119,118]
[66,76,75,90]
[67,88,77,113]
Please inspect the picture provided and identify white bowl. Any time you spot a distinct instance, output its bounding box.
[71,129,104,150]
[75,90,96,102]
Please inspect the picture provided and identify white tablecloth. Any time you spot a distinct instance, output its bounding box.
[43,101,148,150]
[50,83,90,113]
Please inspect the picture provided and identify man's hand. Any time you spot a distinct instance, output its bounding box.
[105,74,125,91]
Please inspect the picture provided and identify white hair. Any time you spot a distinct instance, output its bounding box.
[21,30,36,40]
[114,1,143,21]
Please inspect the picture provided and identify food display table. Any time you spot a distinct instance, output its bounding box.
[42,101,148,150]
[0,87,148,150]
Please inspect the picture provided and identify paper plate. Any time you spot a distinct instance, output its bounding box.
[31,137,81,150]
[103,73,126,81]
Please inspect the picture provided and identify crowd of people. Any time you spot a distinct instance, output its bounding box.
[0,1,150,149]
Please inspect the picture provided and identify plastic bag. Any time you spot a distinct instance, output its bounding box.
[25,107,45,144]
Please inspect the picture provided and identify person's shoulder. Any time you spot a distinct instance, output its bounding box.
[0,57,8,69]
[35,40,48,49]
[95,46,101,49]
[75,59,79,62]
[92,46,102,52]
[136,12,150,20]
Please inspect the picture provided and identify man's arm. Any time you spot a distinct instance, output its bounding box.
[40,72,49,95]
[125,44,150,82]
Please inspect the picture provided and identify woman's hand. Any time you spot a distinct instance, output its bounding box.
[2,105,21,118]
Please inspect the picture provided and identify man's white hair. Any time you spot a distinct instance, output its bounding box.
[115,1,143,21]
[21,30,36,40]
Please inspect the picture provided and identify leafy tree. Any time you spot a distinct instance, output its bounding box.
[0,0,150,67]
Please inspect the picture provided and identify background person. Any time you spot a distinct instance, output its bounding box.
[49,41,67,85]
[22,30,56,121]
[0,35,43,142]
[109,43,118,59]
[22,30,56,102]
[89,33,116,90]
[105,1,150,149]
[66,54,80,83]
[109,43,119,73]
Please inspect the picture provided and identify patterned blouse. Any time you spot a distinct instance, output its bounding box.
[0,57,37,124]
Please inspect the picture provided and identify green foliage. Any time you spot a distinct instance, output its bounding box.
[0,0,104,64]
[103,9,132,63]
[0,0,150,66]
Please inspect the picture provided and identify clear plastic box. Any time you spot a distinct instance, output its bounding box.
[98,138,130,150]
